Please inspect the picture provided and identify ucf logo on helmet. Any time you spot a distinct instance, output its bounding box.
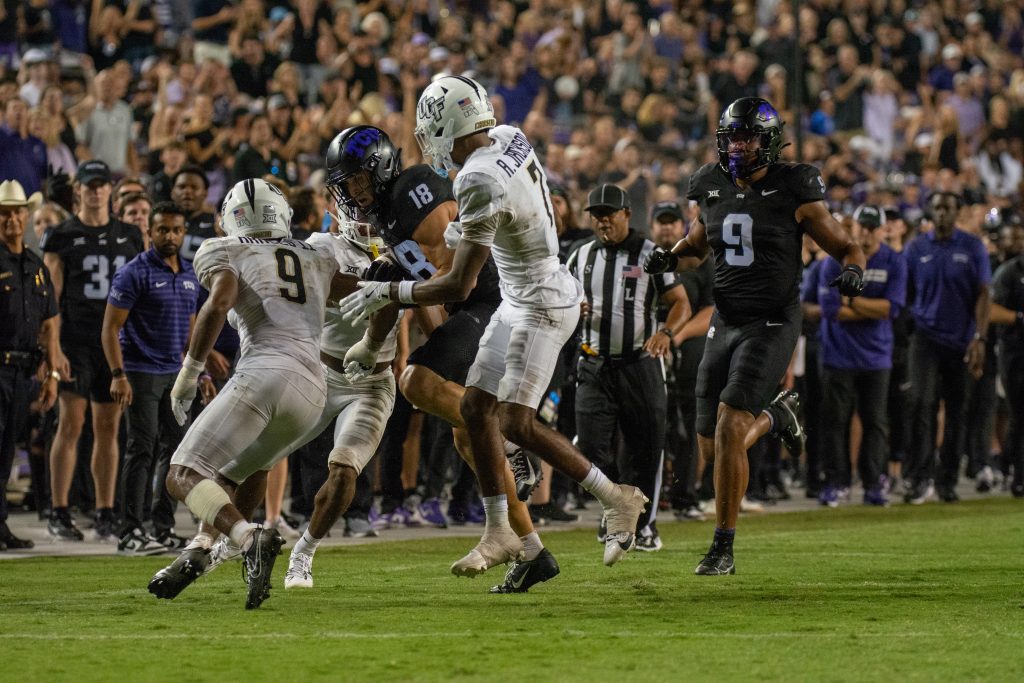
[418,95,446,123]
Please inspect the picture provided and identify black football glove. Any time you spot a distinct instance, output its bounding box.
[363,254,409,282]
[644,247,679,274]
[829,264,864,297]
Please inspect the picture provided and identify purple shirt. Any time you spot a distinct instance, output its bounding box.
[818,243,908,371]
[108,249,200,374]
[904,228,991,352]
[0,127,47,195]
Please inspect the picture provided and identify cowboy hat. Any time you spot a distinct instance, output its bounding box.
[0,180,44,209]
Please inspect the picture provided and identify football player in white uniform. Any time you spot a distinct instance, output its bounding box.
[340,76,648,573]
[282,217,401,589]
[148,179,343,609]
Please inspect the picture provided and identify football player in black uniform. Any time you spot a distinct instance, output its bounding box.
[645,98,866,575]
[41,160,145,541]
[324,125,559,593]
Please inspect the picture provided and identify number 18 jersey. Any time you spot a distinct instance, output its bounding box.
[193,236,339,376]
[686,162,824,323]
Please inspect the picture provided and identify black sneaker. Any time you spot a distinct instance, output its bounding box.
[154,529,190,550]
[47,509,84,541]
[0,521,34,549]
[242,526,284,610]
[488,548,560,594]
[148,547,211,599]
[118,528,168,556]
[937,486,960,503]
[507,448,541,502]
[1011,482,1024,499]
[635,524,663,552]
[93,509,117,542]
[529,502,579,523]
[764,390,805,457]
[695,550,735,576]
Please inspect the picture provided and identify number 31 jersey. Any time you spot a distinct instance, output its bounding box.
[686,161,824,323]
[193,236,339,376]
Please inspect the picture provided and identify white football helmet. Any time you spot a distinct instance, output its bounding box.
[220,178,293,239]
[414,75,496,177]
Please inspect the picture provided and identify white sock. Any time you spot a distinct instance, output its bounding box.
[581,465,619,507]
[503,439,519,456]
[520,532,543,561]
[482,495,509,530]
[228,521,257,551]
[293,529,321,557]
[186,531,215,551]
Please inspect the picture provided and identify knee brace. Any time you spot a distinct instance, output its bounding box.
[184,479,232,526]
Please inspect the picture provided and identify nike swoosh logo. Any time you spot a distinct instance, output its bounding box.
[766,321,783,327]
[116,237,129,243]
[510,567,529,589]
[920,255,933,262]
[762,189,778,196]
[155,282,168,288]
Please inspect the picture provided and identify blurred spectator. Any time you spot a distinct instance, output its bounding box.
[0,97,47,195]
[231,113,284,185]
[75,69,138,176]
[192,0,236,67]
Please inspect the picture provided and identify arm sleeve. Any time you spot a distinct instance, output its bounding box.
[684,166,705,202]
[455,172,511,248]
[107,263,137,309]
[817,259,843,320]
[193,239,236,288]
[653,272,680,295]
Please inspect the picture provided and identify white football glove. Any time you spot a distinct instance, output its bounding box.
[339,280,393,323]
[343,333,384,381]
[170,354,205,425]
[443,221,463,250]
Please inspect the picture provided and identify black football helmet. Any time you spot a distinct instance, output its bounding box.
[715,97,785,179]
[325,125,402,221]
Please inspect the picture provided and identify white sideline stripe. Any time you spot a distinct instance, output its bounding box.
[7,632,1023,641]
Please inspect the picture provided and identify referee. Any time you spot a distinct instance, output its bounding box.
[567,184,689,552]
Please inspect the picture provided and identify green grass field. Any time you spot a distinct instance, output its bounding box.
[2,498,1022,682]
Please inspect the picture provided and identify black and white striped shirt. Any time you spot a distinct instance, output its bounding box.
[567,231,679,356]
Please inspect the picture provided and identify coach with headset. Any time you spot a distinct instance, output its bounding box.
[567,184,689,552]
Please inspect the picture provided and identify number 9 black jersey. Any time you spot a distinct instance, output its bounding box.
[374,163,502,309]
[686,162,825,323]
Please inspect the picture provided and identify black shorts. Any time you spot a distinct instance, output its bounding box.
[695,304,800,437]
[407,301,497,385]
[60,332,114,403]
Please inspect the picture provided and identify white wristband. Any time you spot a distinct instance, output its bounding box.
[397,280,416,305]
[180,354,205,380]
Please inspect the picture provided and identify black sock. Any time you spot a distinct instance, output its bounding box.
[711,527,735,554]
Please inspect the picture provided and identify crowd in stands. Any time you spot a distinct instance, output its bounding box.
[2,0,1023,550]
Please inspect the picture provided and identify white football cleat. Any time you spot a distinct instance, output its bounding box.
[450,527,524,577]
[284,551,314,589]
[602,485,649,567]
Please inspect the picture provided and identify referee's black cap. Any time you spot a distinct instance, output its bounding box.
[585,184,630,212]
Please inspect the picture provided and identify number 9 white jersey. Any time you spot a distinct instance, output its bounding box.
[193,235,340,376]
[456,125,583,309]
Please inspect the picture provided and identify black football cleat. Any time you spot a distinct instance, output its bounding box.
[507,448,541,502]
[148,547,211,599]
[243,527,284,610]
[489,548,560,594]
[694,550,735,576]
[765,390,805,457]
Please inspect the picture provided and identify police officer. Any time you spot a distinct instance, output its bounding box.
[0,180,61,550]
[568,184,690,551]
